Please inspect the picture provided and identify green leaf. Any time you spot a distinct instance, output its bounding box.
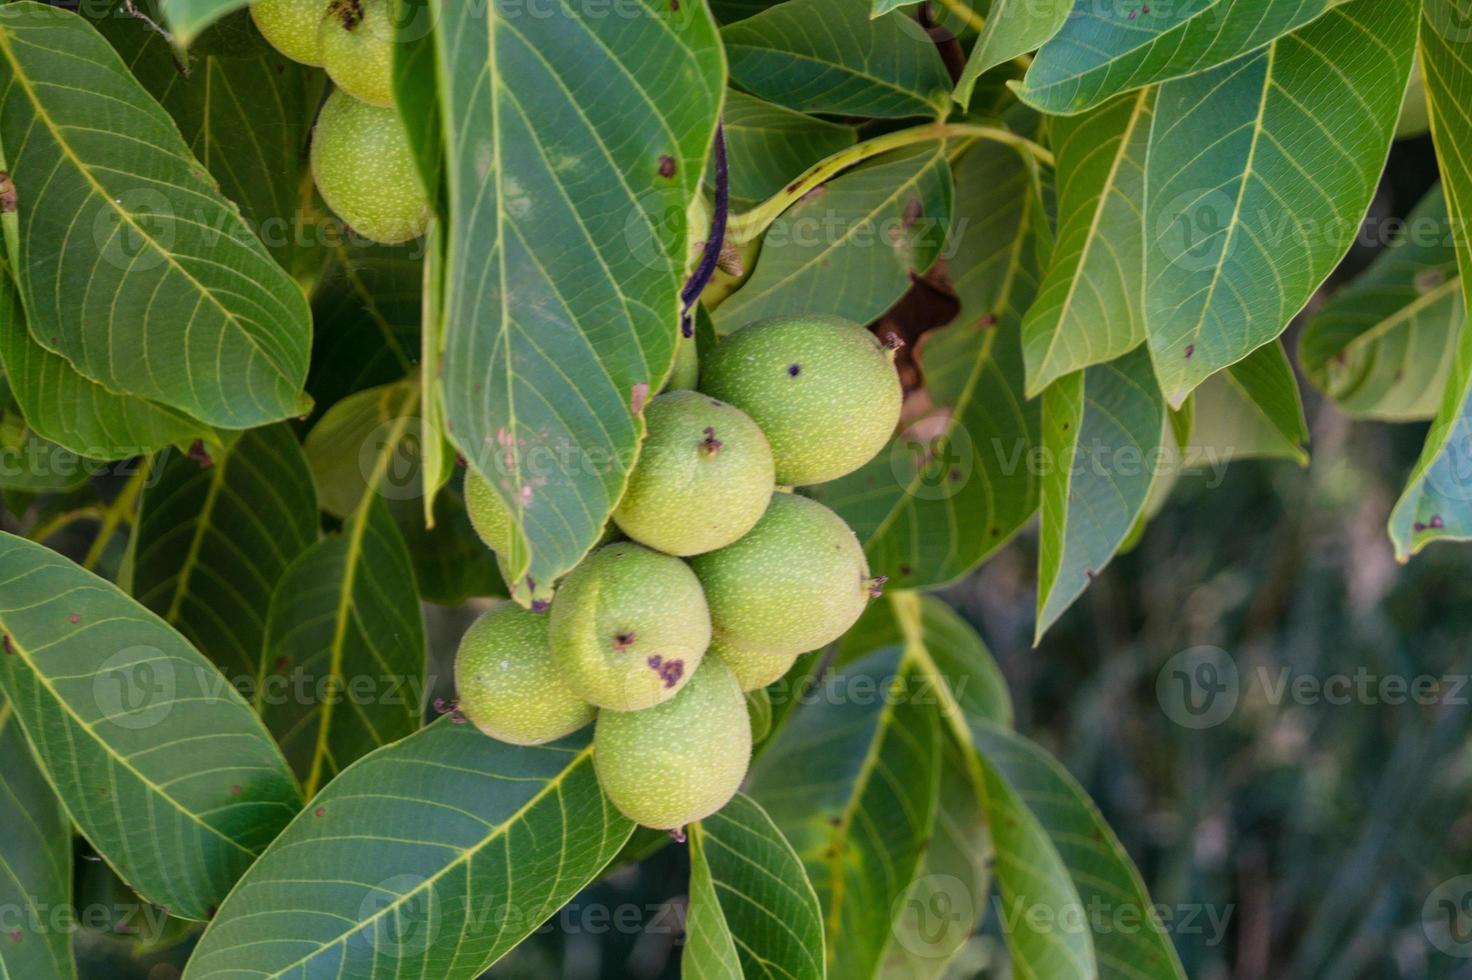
[1300,182,1462,420]
[811,143,1045,592]
[0,430,93,493]
[0,231,209,460]
[1388,0,1472,558]
[306,243,421,419]
[953,0,1071,108]
[1037,346,1167,640]
[1187,341,1308,466]
[713,144,952,332]
[722,0,951,118]
[720,89,857,204]
[0,4,312,428]
[303,380,421,520]
[259,495,425,797]
[132,425,320,683]
[157,0,251,48]
[749,647,940,980]
[1018,0,1352,115]
[1142,0,1417,408]
[394,483,507,606]
[183,722,634,980]
[435,0,724,596]
[0,532,302,921]
[95,10,324,275]
[0,699,75,980]
[685,793,826,980]
[970,725,1188,980]
[394,0,446,218]
[890,593,1186,980]
[1022,87,1154,396]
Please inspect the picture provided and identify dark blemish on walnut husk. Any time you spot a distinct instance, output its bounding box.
[658,155,676,178]
[701,427,722,457]
[613,631,637,651]
[787,363,801,377]
[330,0,364,29]
[646,655,685,687]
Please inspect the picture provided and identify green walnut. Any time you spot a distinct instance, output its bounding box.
[700,315,902,486]
[593,656,751,829]
[454,606,594,745]
[550,542,711,710]
[613,391,775,556]
[320,0,396,108]
[709,635,797,692]
[464,469,554,610]
[690,493,876,657]
[251,0,328,65]
[311,88,429,245]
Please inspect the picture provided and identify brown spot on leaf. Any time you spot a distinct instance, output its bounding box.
[314,807,326,817]
[187,440,214,468]
[657,155,676,178]
[630,382,650,415]
[0,172,16,214]
[68,614,80,625]
[1184,344,1195,359]
[902,197,922,228]
[1430,514,1445,529]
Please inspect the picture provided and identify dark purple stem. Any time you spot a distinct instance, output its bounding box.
[680,122,728,336]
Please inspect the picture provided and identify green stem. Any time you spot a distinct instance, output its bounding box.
[82,461,150,571]
[726,122,1054,243]
[27,506,103,545]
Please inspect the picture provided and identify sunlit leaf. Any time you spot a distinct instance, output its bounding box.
[435,0,724,595]
[1142,0,1416,408]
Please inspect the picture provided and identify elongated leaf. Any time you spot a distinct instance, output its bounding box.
[0,699,75,980]
[1187,341,1307,466]
[303,380,420,520]
[1142,0,1416,408]
[953,0,1070,108]
[132,425,319,683]
[0,429,93,493]
[158,0,251,47]
[721,90,857,203]
[0,222,208,460]
[0,4,312,428]
[713,144,951,333]
[970,724,1188,980]
[1388,0,1472,557]
[811,143,1044,591]
[436,0,724,597]
[1023,87,1153,396]
[722,0,951,118]
[260,496,424,796]
[1019,0,1352,115]
[686,793,825,980]
[750,647,940,980]
[184,722,634,980]
[889,593,1186,980]
[0,532,301,921]
[95,10,323,274]
[1037,347,1167,640]
[1301,183,1462,420]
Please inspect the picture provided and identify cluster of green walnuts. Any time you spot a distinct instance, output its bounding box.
[252,0,430,244]
[456,315,903,830]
